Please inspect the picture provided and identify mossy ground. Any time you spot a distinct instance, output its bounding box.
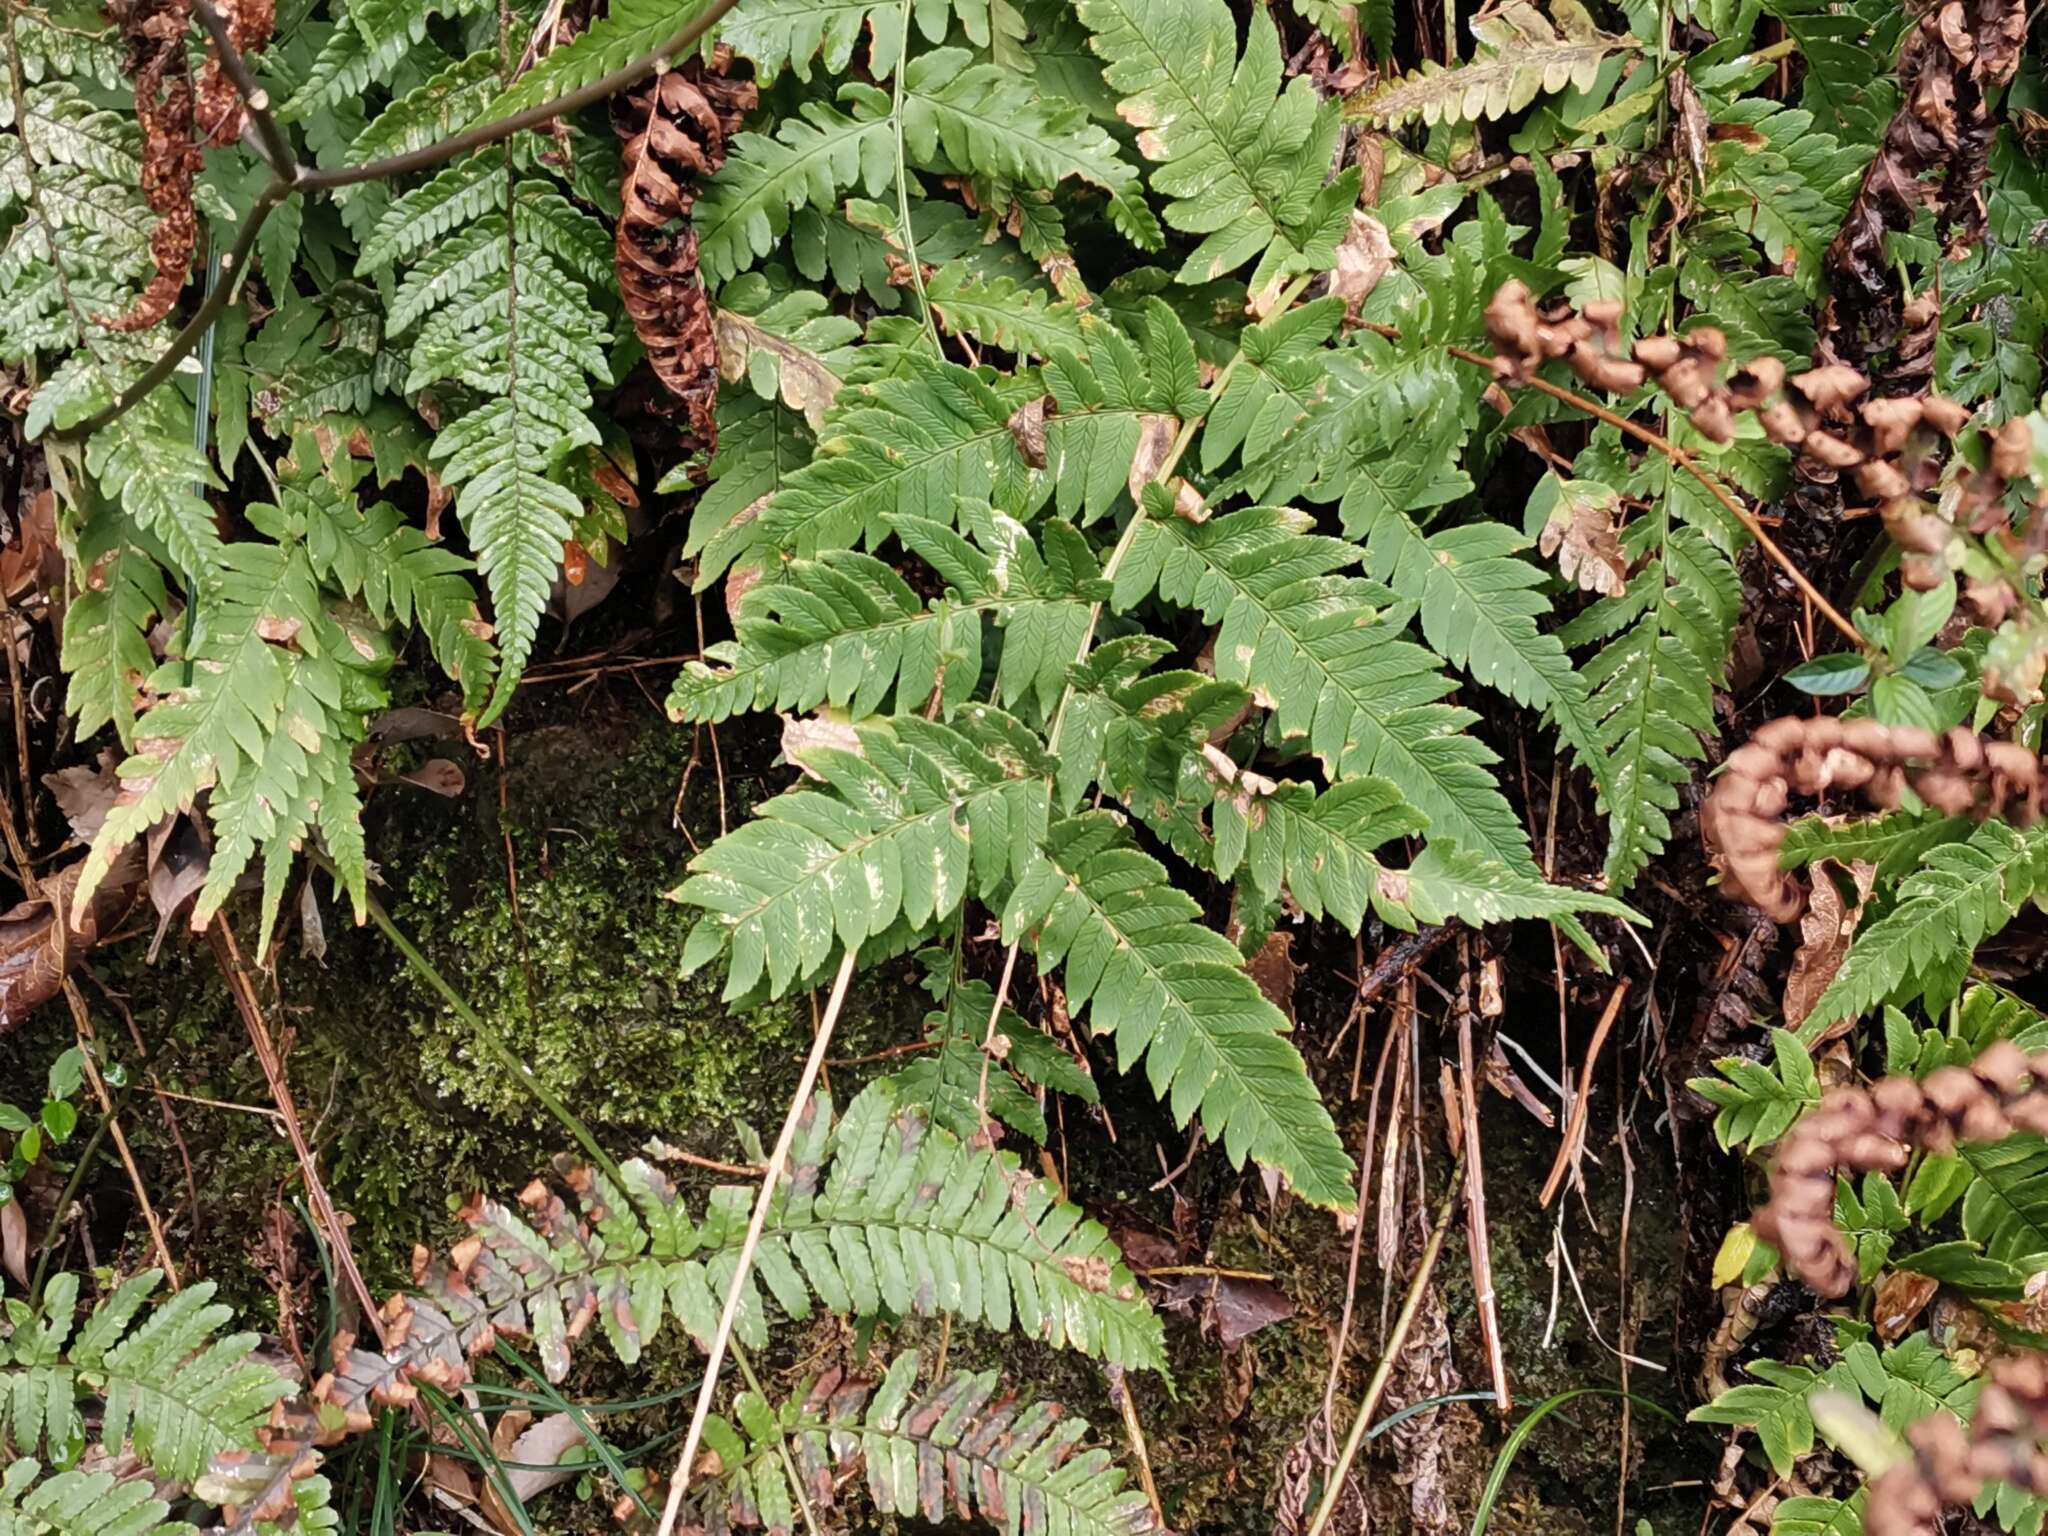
[1,692,1712,1533]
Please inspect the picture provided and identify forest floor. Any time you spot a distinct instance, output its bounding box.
[0,609,1754,1535]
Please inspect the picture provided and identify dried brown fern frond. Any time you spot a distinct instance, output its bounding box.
[99,0,203,333]
[1863,1353,2048,1536]
[611,50,756,461]
[1701,717,2042,921]
[1753,1041,2048,1295]
[1818,0,2028,382]
[194,0,275,147]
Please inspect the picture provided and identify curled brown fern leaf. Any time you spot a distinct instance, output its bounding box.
[1754,1040,2048,1295]
[100,0,203,332]
[1701,717,2042,922]
[611,51,756,460]
[194,0,275,147]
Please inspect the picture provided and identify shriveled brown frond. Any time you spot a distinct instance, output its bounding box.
[99,0,203,332]
[1701,717,2042,921]
[611,51,756,460]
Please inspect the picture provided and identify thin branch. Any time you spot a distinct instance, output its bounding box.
[651,946,861,1536]
[1438,342,1868,651]
[300,0,744,190]
[69,181,283,438]
[189,0,293,175]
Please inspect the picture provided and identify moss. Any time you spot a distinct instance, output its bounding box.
[34,709,906,1308]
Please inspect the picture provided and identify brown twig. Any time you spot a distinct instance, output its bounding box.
[1306,1157,1469,1536]
[210,918,386,1344]
[1441,342,1865,649]
[1458,956,1510,1411]
[1540,979,1631,1208]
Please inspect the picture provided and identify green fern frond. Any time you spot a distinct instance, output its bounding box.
[1076,0,1343,286]
[346,51,498,165]
[483,0,726,117]
[1343,484,1615,800]
[0,1460,185,1536]
[73,544,372,944]
[1116,503,1535,870]
[1352,0,1630,126]
[392,1081,1164,1378]
[0,1271,293,1483]
[676,711,1053,999]
[924,261,1092,359]
[700,349,1042,581]
[355,149,507,275]
[1701,100,1870,291]
[1551,461,1742,890]
[1002,810,1355,1207]
[256,475,497,706]
[60,511,168,747]
[82,394,225,579]
[698,49,1148,288]
[682,1351,1155,1536]
[727,0,1017,81]
[667,549,983,725]
[283,0,488,119]
[1802,821,2048,1039]
[884,960,1098,1144]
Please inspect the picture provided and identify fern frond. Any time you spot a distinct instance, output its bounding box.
[924,261,1091,359]
[80,389,222,580]
[0,1460,184,1536]
[676,712,1052,1000]
[699,49,1147,288]
[1076,0,1343,286]
[1002,810,1354,1207]
[701,349,1041,581]
[726,0,1013,81]
[483,0,725,117]
[73,544,371,943]
[391,1082,1164,1378]
[60,511,168,748]
[1343,485,1615,799]
[1352,0,1630,126]
[666,549,983,725]
[1116,504,1535,870]
[283,0,487,119]
[1573,528,1737,890]
[682,1352,1155,1536]
[0,1271,292,1483]
[1701,100,1870,291]
[1802,821,2048,1038]
[258,477,497,705]
[355,149,507,275]
[714,270,860,426]
[345,51,498,165]
[884,963,1098,1144]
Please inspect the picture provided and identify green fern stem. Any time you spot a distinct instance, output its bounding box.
[983,270,1317,1102]
[889,0,940,352]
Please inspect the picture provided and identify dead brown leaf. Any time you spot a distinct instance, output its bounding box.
[1536,476,1629,595]
[1782,859,1876,1036]
[1874,1269,1941,1342]
[401,760,468,798]
[1127,413,1180,504]
[1330,210,1395,317]
[1008,394,1052,469]
[612,57,759,455]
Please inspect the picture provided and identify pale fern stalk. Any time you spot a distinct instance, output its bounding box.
[654,946,862,1536]
[971,271,1316,1116]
